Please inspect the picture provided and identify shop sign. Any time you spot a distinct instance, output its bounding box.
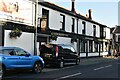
[0,0,35,26]
[51,32,68,37]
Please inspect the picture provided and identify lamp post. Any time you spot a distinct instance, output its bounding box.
[34,0,39,55]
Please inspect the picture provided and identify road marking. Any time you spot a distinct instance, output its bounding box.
[94,67,105,71]
[94,65,112,71]
[54,73,82,80]
[104,65,112,68]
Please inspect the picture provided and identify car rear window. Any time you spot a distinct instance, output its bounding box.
[61,45,76,53]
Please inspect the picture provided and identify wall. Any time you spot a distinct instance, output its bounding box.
[39,5,101,38]
[4,30,34,54]
[106,27,110,39]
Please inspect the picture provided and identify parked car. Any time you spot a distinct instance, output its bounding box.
[0,46,45,76]
[39,44,80,68]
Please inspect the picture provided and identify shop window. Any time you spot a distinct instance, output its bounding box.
[89,40,93,52]
[105,42,108,52]
[94,42,98,52]
[80,40,85,52]
[60,14,65,31]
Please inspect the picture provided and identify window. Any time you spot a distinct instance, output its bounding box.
[60,14,65,31]
[72,18,75,33]
[93,25,96,37]
[61,45,76,53]
[80,40,85,52]
[82,21,86,34]
[2,49,15,55]
[94,42,98,52]
[15,49,27,56]
[41,8,49,31]
[89,40,93,52]
[103,28,106,38]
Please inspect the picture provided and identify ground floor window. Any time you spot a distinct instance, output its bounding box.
[89,40,93,52]
[80,40,85,53]
[94,42,99,52]
[105,42,108,52]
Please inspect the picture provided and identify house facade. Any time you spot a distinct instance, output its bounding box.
[0,0,111,57]
[36,1,110,57]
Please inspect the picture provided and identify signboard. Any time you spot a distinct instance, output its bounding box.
[0,0,35,26]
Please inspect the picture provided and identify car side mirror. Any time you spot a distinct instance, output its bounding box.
[26,54,30,57]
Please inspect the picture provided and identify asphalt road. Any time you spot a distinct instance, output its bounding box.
[2,57,120,80]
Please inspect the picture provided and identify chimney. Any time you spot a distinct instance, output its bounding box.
[86,14,89,18]
[71,0,76,13]
[88,9,92,19]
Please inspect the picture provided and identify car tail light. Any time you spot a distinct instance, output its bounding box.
[56,46,58,57]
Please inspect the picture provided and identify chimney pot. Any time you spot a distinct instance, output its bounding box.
[71,0,76,13]
[88,9,92,19]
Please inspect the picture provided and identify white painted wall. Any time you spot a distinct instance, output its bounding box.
[4,30,34,54]
[39,5,101,38]
[78,19,83,34]
[106,27,110,39]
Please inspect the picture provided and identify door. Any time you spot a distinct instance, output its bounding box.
[2,49,20,68]
[14,48,32,68]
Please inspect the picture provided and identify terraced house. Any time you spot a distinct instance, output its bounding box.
[0,0,110,58]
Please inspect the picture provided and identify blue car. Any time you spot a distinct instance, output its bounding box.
[0,46,45,76]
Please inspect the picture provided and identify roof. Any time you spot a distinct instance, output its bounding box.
[112,26,120,33]
[39,2,107,27]
[110,27,115,33]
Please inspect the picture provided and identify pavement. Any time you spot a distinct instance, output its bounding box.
[79,56,119,66]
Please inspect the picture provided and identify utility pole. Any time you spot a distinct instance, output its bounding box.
[34,0,38,55]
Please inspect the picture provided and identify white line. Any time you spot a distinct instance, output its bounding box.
[94,67,105,71]
[94,65,112,71]
[104,65,112,68]
[54,73,82,80]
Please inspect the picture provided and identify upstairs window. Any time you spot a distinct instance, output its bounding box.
[41,8,49,32]
[72,18,75,33]
[82,21,86,34]
[93,25,96,37]
[60,14,65,31]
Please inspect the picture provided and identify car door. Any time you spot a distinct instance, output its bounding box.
[14,48,33,68]
[2,49,20,68]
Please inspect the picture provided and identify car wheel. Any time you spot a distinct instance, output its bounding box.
[76,59,80,65]
[33,62,42,73]
[59,60,64,68]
